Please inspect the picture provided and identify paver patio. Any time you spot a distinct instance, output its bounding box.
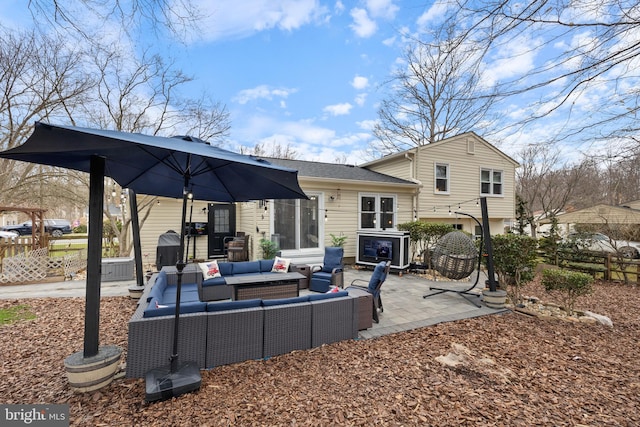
[0,265,507,340]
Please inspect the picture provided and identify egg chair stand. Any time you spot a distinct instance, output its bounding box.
[423,211,483,307]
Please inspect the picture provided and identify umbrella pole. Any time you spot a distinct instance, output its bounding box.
[129,190,145,288]
[84,155,105,357]
[145,186,201,402]
[170,188,189,372]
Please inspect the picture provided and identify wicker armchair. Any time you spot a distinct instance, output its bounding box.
[309,247,344,292]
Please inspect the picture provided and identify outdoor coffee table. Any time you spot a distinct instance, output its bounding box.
[226,272,305,301]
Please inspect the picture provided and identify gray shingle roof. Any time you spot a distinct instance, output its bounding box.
[262,158,415,185]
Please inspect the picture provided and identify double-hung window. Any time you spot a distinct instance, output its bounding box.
[435,163,449,193]
[480,169,503,195]
[360,194,396,230]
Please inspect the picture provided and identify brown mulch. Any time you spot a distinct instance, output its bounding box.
[1,280,639,426]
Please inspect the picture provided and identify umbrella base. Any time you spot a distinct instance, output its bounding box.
[145,361,201,402]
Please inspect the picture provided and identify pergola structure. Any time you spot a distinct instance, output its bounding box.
[0,207,48,250]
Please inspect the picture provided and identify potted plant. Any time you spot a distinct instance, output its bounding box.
[329,233,347,247]
[259,238,279,259]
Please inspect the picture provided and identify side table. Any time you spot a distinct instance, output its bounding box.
[291,264,311,289]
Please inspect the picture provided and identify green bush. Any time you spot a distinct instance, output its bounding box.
[398,221,454,268]
[491,234,538,304]
[541,268,594,315]
[73,224,87,233]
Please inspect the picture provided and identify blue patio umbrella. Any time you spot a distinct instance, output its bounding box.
[0,121,308,400]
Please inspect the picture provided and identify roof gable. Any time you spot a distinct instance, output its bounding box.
[360,132,519,168]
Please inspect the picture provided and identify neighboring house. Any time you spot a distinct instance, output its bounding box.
[138,132,518,266]
[547,203,640,229]
[524,210,570,237]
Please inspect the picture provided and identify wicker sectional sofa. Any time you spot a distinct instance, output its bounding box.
[126,268,358,378]
[167,259,299,301]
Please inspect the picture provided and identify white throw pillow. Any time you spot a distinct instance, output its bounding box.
[199,260,221,279]
[271,256,291,273]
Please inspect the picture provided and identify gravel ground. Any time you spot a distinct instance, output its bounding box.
[1,279,639,426]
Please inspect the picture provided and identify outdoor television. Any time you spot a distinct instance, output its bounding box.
[185,222,208,236]
[356,231,410,270]
[360,237,394,262]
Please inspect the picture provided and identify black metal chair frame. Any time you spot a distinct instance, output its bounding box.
[423,212,483,307]
[348,260,391,323]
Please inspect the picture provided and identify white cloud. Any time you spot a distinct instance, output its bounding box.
[232,85,297,104]
[356,119,378,131]
[351,75,369,90]
[481,35,538,87]
[193,0,329,42]
[416,1,451,28]
[365,0,399,19]
[230,113,373,163]
[354,93,367,106]
[349,8,377,38]
[323,103,353,116]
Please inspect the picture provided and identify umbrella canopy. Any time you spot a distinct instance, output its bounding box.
[0,122,307,368]
[0,122,308,202]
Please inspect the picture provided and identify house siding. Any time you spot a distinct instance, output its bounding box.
[258,180,415,263]
[138,196,211,267]
[135,135,513,266]
[364,133,518,236]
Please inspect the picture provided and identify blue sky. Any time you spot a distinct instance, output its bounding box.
[169,0,421,164]
[2,0,634,166]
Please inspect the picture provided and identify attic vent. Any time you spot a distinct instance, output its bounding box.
[467,139,475,154]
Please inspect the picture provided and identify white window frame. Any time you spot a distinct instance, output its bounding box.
[358,193,397,230]
[480,168,504,196]
[434,163,450,194]
[271,192,323,253]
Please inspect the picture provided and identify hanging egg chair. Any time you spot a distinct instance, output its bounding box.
[431,231,478,280]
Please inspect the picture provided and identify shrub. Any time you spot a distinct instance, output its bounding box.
[490,234,538,304]
[73,224,87,233]
[398,221,454,268]
[541,268,594,315]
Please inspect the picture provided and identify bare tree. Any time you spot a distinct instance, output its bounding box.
[0,27,92,211]
[516,144,589,237]
[27,0,202,41]
[452,0,640,149]
[83,48,231,256]
[240,141,299,159]
[373,22,500,153]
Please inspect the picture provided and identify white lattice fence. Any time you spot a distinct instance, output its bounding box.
[62,250,87,279]
[0,248,87,283]
[0,248,49,283]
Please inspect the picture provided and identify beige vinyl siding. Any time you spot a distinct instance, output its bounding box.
[236,201,267,260]
[362,155,414,181]
[267,180,414,262]
[622,200,640,210]
[416,135,515,219]
[137,196,211,266]
[366,134,517,227]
